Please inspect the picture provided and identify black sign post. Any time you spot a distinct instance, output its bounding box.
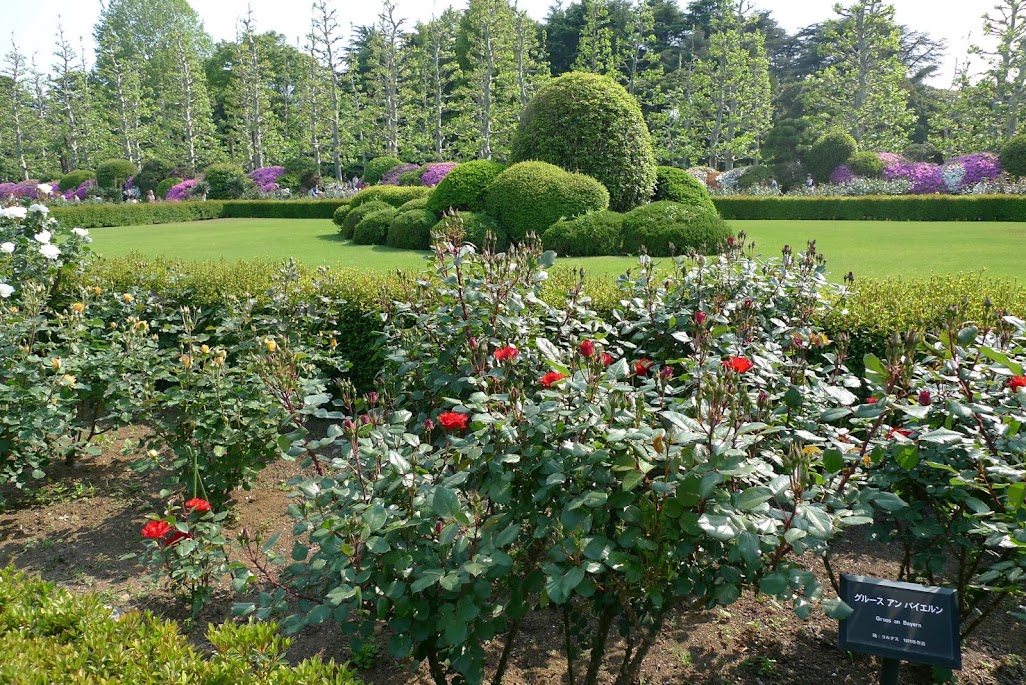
[838,574,960,685]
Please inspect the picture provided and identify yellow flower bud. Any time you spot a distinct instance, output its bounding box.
[92,286,102,296]
[862,454,872,467]
[71,302,85,313]
[51,357,62,370]
[147,449,159,458]
[330,338,338,349]
[200,344,210,354]
[61,374,76,386]
[8,306,18,314]
[122,293,134,303]
[264,338,277,353]
[181,354,193,369]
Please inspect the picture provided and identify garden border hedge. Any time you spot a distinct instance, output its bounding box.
[51,199,350,228]
[712,195,1026,221]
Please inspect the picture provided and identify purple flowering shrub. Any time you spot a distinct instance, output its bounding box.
[954,153,1002,187]
[877,152,905,168]
[247,166,286,192]
[0,180,49,199]
[166,179,200,202]
[829,165,855,184]
[380,163,420,186]
[420,162,458,187]
[883,161,946,194]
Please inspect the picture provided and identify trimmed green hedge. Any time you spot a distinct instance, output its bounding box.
[542,210,624,256]
[348,185,432,209]
[222,199,347,219]
[712,195,1026,221]
[51,199,349,227]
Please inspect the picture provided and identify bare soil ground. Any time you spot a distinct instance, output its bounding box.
[2,426,1023,685]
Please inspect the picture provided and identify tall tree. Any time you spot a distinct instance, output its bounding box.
[2,42,32,180]
[573,0,617,75]
[365,0,407,156]
[51,21,91,171]
[409,9,462,160]
[311,0,345,178]
[978,0,1026,139]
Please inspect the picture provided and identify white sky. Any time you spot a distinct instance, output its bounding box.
[5,1,994,87]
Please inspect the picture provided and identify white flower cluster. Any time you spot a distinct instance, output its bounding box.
[942,164,966,193]
[0,206,28,220]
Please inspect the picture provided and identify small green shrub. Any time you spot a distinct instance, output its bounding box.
[203,162,248,200]
[134,159,176,193]
[1000,134,1026,177]
[342,200,393,239]
[348,185,431,209]
[847,151,885,179]
[903,142,943,164]
[397,169,424,186]
[155,177,183,200]
[283,157,321,188]
[509,71,657,211]
[541,210,624,256]
[58,169,95,191]
[332,202,352,229]
[386,209,437,250]
[653,165,716,213]
[772,160,807,191]
[95,158,139,189]
[426,160,506,213]
[398,196,431,212]
[482,161,610,243]
[353,207,397,245]
[737,165,773,190]
[364,156,404,184]
[806,130,858,183]
[433,211,510,252]
[620,201,731,257]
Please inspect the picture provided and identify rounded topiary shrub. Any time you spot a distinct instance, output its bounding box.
[653,166,716,212]
[510,72,656,211]
[134,159,176,194]
[426,161,506,213]
[482,161,610,243]
[58,169,95,192]
[433,211,510,252]
[541,210,624,257]
[806,130,857,183]
[203,162,248,200]
[364,156,404,185]
[1000,135,1026,177]
[620,201,731,257]
[903,143,943,164]
[332,202,353,230]
[342,200,393,239]
[847,151,885,179]
[95,159,139,190]
[349,185,432,209]
[155,177,183,200]
[386,209,438,250]
[399,196,431,212]
[737,165,773,190]
[353,207,397,245]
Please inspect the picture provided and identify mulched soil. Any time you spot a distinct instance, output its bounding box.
[1,426,1023,685]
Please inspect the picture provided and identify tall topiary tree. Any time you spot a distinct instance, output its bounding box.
[509,72,657,212]
[95,159,139,190]
[1000,134,1026,177]
[806,131,858,183]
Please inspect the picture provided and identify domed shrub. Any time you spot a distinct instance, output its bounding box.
[1000,135,1026,177]
[364,156,404,184]
[284,157,321,188]
[349,185,432,209]
[155,177,183,200]
[510,71,657,211]
[620,201,731,257]
[433,211,510,252]
[95,159,138,190]
[903,143,943,164]
[332,202,353,230]
[847,151,885,178]
[386,209,438,250]
[482,161,610,243]
[342,200,393,239]
[399,196,431,212]
[134,159,176,193]
[353,207,397,245]
[653,166,716,212]
[398,169,425,186]
[58,169,95,192]
[806,130,857,183]
[737,165,773,191]
[541,210,624,256]
[203,162,248,199]
[426,160,505,213]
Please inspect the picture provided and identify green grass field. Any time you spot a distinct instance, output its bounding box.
[89,218,1026,281]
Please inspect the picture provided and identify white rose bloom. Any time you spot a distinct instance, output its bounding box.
[28,203,49,216]
[1,242,14,254]
[34,230,52,244]
[4,206,27,220]
[36,183,53,196]
[39,243,61,260]
[71,227,90,238]
[0,283,14,298]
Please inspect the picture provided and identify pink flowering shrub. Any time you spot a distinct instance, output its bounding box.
[420,162,458,187]
[877,152,905,168]
[954,153,1002,187]
[166,179,200,202]
[247,166,285,192]
[883,161,946,194]
[380,163,420,186]
[76,179,96,201]
[829,165,855,184]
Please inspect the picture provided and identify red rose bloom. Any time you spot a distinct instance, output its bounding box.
[918,391,932,406]
[541,371,567,387]
[185,498,212,514]
[579,340,595,358]
[601,353,614,367]
[634,359,653,375]
[141,520,172,540]
[866,397,879,404]
[438,411,468,430]
[694,311,707,325]
[494,345,519,362]
[165,531,193,548]
[889,428,914,439]
[1008,376,1026,391]
[723,356,754,373]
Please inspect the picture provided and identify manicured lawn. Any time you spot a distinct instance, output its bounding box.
[90,217,1026,280]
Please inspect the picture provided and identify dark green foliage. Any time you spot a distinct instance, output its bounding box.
[426,160,506,213]
[58,169,95,191]
[737,165,773,190]
[134,159,176,193]
[353,207,397,245]
[51,201,227,228]
[620,201,731,257]
[903,143,943,164]
[847,151,885,178]
[712,195,1026,221]
[772,160,808,191]
[342,200,393,239]
[332,202,353,229]
[348,185,432,209]
[397,168,425,186]
[510,71,657,211]
[203,162,248,200]
[653,166,716,212]
[155,177,183,200]
[284,157,321,188]
[386,209,437,249]
[806,130,858,183]
[364,156,404,184]
[221,200,346,219]
[1000,135,1026,177]
[398,196,431,212]
[482,161,610,243]
[541,210,624,256]
[95,159,139,189]
[433,211,510,252]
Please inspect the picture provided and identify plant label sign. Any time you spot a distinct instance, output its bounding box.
[838,574,961,669]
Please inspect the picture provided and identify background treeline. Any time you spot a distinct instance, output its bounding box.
[0,0,1021,181]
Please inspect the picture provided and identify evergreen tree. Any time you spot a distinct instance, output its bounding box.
[573,0,617,75]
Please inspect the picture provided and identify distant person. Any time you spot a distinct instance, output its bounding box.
[145,189,155,203]
[769,177,780,193]
[805,174,815,189]
[308,186,320,198]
